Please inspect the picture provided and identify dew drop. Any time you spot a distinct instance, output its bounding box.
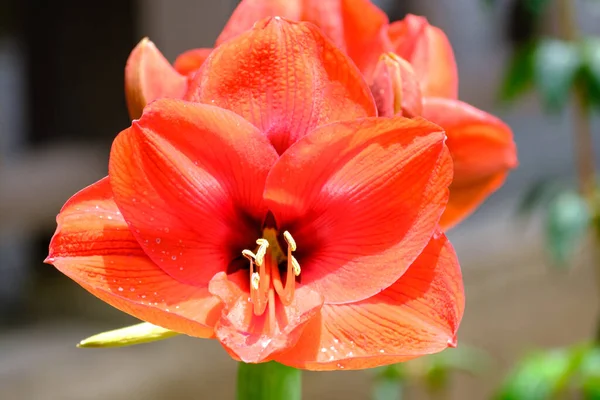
[130,287,135,292]
[155,238,161,244]
[320,347,327,353]
[171,255,177,261]
[107,216,113,220]
[164,227,170,233]
[117,287,124,292]
[179,267,184,271]
[379,349,385,353]
[141,294,147,299]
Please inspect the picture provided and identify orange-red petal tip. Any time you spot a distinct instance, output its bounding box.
[125,38,187,120]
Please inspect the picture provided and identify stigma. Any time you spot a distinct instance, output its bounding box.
[241,228,301,316]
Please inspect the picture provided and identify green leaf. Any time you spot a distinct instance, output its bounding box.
[77,322,179,348]
[545,191,590,265]
[500,42,537,103]
[579,37,600,108]
[237,362,301,400]
[534,39,582,111]
[495,350,572,400]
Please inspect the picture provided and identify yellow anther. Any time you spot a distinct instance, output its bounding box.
[242,249,256,261]
[254,239,269,266]
[283,231,296,251]
[251,272,260,290]
[290,256,301,276]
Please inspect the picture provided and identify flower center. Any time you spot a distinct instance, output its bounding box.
[241,228,301,316]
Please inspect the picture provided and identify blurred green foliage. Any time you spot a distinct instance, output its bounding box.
[545,190,590,265]
[500,38,600,112]
[372,346,491,399]
[495,344,600,399]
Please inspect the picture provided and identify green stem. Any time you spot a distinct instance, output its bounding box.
[237,362,302,400]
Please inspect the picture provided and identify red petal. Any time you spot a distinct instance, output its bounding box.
[46,177,222,337]
[124,38,188,120]
[336,0,391,79]
[173,48,213,77]
[264,117,453,304]
[109,99,279,286]
[388,15,458,99]
[187,17,376,154]
[209,271,323,363]
[422,97,518,229]
[216,0,302,45]
[274,231,464,370]
[370,52,423,117]
[216,0,390,79]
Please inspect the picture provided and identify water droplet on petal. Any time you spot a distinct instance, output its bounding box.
[155,238,161,244]
[117,287,124,292]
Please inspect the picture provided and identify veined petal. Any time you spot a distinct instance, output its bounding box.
[125,38,188,120]
[208,271,323,363]
[173,48,213,77]
[216,0,390,79]
[274,231,464,370]
[422,97,518,229]
[264,117,453,304]
[109,100,279,286]
[187,17,376,154]
[388,15,458,99]
[46,177,222,338]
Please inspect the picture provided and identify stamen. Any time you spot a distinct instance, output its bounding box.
[290,256,301,276]
[242,249,256,261]
[251,272,260,290]
[254,238,269,266]
[241,230,301,314]
[283,231,296,251]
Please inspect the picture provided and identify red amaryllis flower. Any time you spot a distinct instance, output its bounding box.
[47,18,464,369]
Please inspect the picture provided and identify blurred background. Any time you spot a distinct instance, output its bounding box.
[1,0,600,399]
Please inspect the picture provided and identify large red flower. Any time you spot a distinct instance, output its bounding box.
[47,18,464,369]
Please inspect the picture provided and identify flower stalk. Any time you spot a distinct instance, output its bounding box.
[237,362,301,400]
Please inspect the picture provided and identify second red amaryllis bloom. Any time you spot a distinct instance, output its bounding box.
[47,18,463,370]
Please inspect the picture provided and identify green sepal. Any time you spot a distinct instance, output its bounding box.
[77,322,179,348]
